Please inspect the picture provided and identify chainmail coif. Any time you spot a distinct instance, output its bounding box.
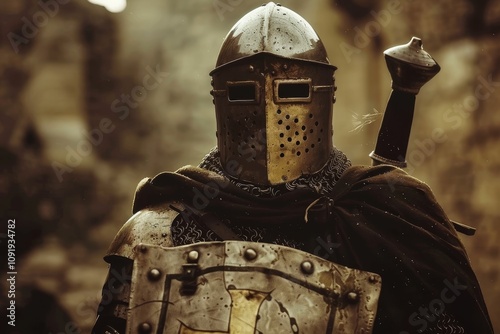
[171,146,351,247]
[198,146,352,197]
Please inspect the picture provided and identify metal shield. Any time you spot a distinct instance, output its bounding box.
[127,241,381,334]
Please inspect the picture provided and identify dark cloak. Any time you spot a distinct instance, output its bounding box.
[132,164,493,333]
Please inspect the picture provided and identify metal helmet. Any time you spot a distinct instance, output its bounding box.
[210,2,337,186]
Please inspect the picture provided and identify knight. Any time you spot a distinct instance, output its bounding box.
[92,3,493,334]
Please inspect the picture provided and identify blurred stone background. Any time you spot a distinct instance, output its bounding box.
[0,0,498,333]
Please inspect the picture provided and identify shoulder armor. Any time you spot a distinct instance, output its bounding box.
[104,202,183,262]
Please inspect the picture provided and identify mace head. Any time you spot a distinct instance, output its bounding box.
[384,37,441,94]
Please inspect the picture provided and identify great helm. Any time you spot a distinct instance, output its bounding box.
[210,2,337,186]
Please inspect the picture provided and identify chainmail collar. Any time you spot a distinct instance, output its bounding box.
[198,147,351,197]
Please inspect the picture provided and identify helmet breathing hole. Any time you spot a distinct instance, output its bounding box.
[294,118,298,123]
[296,151,301,156]
[285,115,290,120]
[279,133,284,138]
[295,131,299,135]
[315,121,319,126]
[305,148,309,153]
[303,136,307,140]
[278,120,283,125]
[280,153,285,158]
[287,137,292,142]
[301,126,306,131]
[280,144,284,148]
[296,141,300,145]
[277,109,282,114]
[309,113,313,118]
[286,125,291,130]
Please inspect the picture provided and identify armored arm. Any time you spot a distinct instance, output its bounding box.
[92,204,181,334]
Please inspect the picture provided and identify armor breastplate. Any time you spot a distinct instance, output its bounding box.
[127,241,382,334]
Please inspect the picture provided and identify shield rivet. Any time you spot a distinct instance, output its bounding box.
[148,268,161,281]
[187,250,199,263]
[300,261,314,274]
[138,322,152,334]
[347,291,359,303]
[139,244,148,253]
[369,275,377,283]
[244,248,257,261]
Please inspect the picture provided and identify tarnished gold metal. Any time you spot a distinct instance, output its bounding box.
[212,56,334,185]
[264,59,334,184]
[210,2,336,185]
[127,241,382,334]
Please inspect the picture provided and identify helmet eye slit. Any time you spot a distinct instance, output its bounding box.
[227,81,259,103]
[274,79,312,103]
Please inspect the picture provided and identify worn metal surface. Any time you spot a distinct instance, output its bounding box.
[384,37,440,94]
[212,2,333,70]
[211,55,335,185]
[105,203,180,261]
[210,2,337,186]
[127,241,382,334]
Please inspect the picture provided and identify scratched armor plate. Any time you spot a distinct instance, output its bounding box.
[127,241,382,334]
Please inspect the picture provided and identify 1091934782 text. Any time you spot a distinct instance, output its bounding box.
[6,219,16,327]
